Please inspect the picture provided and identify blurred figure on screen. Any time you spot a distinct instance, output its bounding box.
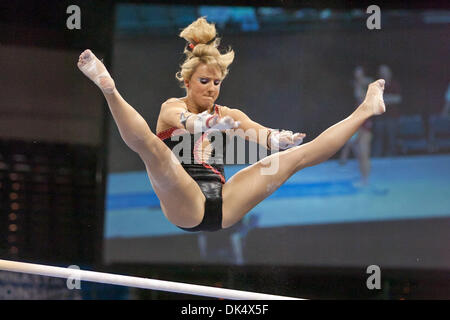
[376,64,402,156]
[340,66,373,187]
[197,213,259,265]
[440,83,450,118]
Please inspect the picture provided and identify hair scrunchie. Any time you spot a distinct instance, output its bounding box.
[187,37,217,52]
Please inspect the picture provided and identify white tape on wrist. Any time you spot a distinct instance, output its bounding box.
[194,110,217,131]
[269,129,283,150]
[270,129,303,150]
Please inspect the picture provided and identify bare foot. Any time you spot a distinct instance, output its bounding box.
[363,79,386,116]
[77,49,115,94]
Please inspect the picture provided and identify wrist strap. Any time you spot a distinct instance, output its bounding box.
[266,129,272,150]
[205,115,215,128]
[180,111,193,129]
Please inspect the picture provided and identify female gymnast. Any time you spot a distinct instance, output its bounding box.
[77,17,386,232]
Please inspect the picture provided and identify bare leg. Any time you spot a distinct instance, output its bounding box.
[77,49,206,228]
[222,80,385,228]
[298,80,384,169]
[77,49,152,150]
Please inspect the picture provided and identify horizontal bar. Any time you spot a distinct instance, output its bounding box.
[0,259,303,300]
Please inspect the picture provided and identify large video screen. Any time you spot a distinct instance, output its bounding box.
[103,4,450,269]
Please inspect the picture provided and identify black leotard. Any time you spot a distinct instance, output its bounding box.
[156,104,227,232]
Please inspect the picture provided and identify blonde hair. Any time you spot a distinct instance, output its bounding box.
[175,17,235,89]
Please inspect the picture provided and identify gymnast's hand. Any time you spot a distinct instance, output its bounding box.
[205,113,241,132]
[269,130,306,150]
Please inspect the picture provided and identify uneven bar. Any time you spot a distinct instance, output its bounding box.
[0,259,303,300]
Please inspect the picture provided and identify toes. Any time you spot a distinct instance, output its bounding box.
[377,79,385,89]
[80,49,92,61]
[77,60,85,68]
[369,79,385,91]
[82,51,91,60]
[78,49,93,65]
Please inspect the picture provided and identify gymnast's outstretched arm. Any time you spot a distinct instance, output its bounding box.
[221,107,306,151]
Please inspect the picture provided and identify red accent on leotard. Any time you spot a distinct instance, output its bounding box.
[156,127,178,140]
[156,104,225,184]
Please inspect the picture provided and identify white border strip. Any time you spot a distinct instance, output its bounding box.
[0,259,303,300]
